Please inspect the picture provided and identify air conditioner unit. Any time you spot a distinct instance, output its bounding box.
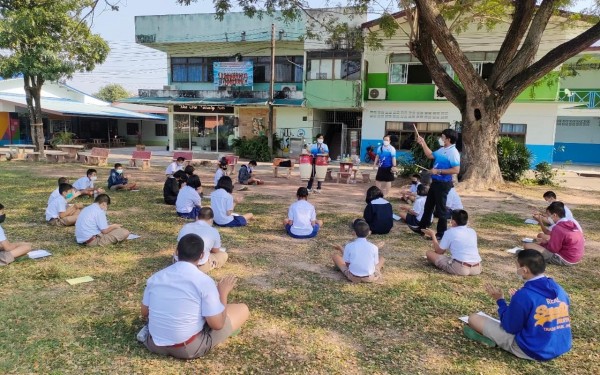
[281,85,297,92]
[434,85,447,100]
[163,85,177,90]
[368,88,386,100]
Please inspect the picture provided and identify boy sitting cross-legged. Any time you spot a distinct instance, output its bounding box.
[45,183,83,226]
[399,184,431,228]
[331,219,385,283]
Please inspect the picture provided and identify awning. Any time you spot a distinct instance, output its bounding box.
[121,96,268,106]
[0,93,165,120]
[273,98,305,107]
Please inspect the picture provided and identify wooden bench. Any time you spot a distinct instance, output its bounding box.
[361,172,372,183]
[335,171,353,184]
[172,151,194,166]
[272,158,294,178]
[129,150,152,170]
[79,147,109,166]
[26,151,40,162]
[224,155,239,176]
[44,150,69,163]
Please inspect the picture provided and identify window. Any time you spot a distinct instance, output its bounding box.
[155,123,167,137]
[126,122,138,136]
[385,122,450,150]
[306,51,361,80]
[389,64,433,84]
[274,56,304,82]
[500,123,526,143]
[171,57,230,83]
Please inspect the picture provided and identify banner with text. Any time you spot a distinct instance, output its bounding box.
[213,61,253,87]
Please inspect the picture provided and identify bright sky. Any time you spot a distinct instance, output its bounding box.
[66,0,598,96]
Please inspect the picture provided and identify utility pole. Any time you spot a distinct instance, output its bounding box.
[267,23,275,152]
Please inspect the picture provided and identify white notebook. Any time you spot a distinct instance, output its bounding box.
[459,311,500,324]
[28,249,52,259]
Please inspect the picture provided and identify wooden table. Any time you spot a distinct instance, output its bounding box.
[7,144,36,160]
[56,144,85,162]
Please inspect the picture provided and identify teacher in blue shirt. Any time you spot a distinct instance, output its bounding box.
[306,133,329,194]
[373,135,397,197]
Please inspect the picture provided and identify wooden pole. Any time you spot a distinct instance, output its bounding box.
[267,23,275,152]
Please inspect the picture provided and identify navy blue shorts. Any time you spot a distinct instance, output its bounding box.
[216,215,247,227]
[177,206,200,220]
[285,223,320,239]
[404,213,420,226]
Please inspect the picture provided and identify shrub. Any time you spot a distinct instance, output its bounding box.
[398,134,439,177]
[534,162,557,185]
[497,136,532,182]
[231,134,281,162]
[50,131,75,148]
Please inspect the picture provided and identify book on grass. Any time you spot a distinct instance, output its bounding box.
[459,311,500,324]
[66,276,94,285]
[28,249,52,259]
[506,247,523,254]
[524,218,538,225]
[127,234,141,240]
[392,214,401,221]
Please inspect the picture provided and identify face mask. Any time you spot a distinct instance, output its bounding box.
[438,137,445,147]
[66,192,74,200]
[411,181,418,185]
[222,166,228,171]
[317,139,324,144]
[383,140,390,146]
[547,216,555,225]
[0,214,5,224]
[90,176,97,181]
[116,169,123,174]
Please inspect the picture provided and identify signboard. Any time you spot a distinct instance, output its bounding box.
[213,61,253,87]
[174,105,234,114]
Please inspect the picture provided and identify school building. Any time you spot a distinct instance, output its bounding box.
[0,78,166,146]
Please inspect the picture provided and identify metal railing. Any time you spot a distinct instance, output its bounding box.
[558,90,600,108]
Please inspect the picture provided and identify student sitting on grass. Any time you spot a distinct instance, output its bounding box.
[107,163,138,191]
[165,156,185,177]
[48,177,78,205]
[533,191,574,226]
[211,176,253,227]
[331,219,385,283]
[72,169,105,198]
[184,165,196,178]
[238,160,263,185]
[164,170,187,206]
[0,203,32,266]
[524,202,584,266]
[423,209,482,276]
[399,173,421,204]
[534,201,583,242]
[175,174,202,219]
[363,186,393,235]
[399,184,431,228]
[176,207,228,273]
[75,194,130,246]
[214,158,228,186]
[45,183,83,226]
[284,187,323,239]
[140,234,250,360]
[466,249,572,361]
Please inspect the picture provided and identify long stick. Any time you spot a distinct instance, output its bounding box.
[413,123,420,139]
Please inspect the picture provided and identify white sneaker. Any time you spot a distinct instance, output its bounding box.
[136,325,149,343]
[314,189,322,194]
[307,188,313,193]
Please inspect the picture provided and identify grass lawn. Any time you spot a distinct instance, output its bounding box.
[0,162,598,374]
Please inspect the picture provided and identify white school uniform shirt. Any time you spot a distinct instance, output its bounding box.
[48,188,61,206]
[75,203,109,243]
[446,188,463,210]
[165,162,184,176]
[210,188,234,225]
[214,168,225,186]
[439,225,481,263]
[45,195,67,221]
[287,199,317,236]
[176,220,222,265]
[0,225,6,241]
[343,237,379,277]
[175,186,201,214]
[412,196,433,222]
[409,182,420,194]
[142,261,225,346]
[73,176,93,191]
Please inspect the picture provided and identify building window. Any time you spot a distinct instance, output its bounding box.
[306,51,361,80]
[500,123,527,143]
[385,122,450,150]
[171,57,230,83]
[274,56,304,82]
[126,122,138,136]
[389,64,433,84]
[155,123,167,137]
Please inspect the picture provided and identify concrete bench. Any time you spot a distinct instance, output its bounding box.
[172,151,194,166]
[79,147,109,166]
[26,151,40,162]
[44,150,69,163]
[272,158,294,178]
[129,150,152,170]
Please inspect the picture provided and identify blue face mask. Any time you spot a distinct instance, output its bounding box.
[66,192,74,200]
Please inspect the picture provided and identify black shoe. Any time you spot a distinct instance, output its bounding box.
[407,224,423,234]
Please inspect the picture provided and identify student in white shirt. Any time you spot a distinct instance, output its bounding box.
[284,187,323,239]
[165,157,185,177]
[75,194,130,246]
[214,158,228,186]
[72,169,105,198]
[0,203,32,266]
[211,176,253,227]
[331,219,385,283]
[140,234,250,359]
[399,184,432,227]
[45,183,83,226]
[175,175,202,219]
[175,207,228,272]
[48,177,79,205]
[423,209,482,276]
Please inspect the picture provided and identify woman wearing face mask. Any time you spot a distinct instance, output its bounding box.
[372,135,397,197]
[306,134,329,194]
[107,163,139,191]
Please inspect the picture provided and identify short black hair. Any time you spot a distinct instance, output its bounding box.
[365,186,383,203]
[442,129,458,144]
[517,249,546,275]
[59,183,74,195]
[249,160,257,166]
[315,133,324,139]
[58,177,69,185]
[216,176,234,193]
[417,184,428,197]
[177,233,204,262]
[114,163,122,169]
[451,209,468,226]
[353,219,370,238]
[546,201,566,219]
[198,207,214,220]
[0,203,4,210]
[219,157,228,167]
[296,187,309,198]
[411,173,421,180]
[187,175,202,190]
[176,156,185,162]
[95,194,111,205]
[173,170,187,180]
[543,191,557,199]
[86,169,97,176]
[184,165,195,176]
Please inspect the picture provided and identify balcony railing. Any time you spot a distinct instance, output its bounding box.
[137,88,303,100]
[558,90,600,108]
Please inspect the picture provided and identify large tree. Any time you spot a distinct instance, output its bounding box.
[177,0,600,189]
[0,0,110,156]
[94,83,131,102]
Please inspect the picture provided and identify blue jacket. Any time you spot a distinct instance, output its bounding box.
[107,169,128,189]
[497,276,572,361]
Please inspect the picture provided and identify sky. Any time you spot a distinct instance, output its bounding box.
[66,0,598,96]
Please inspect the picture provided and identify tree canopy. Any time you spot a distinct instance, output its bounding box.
[94,83,131,102]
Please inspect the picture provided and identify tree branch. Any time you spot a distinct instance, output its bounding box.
[502,20,600,106]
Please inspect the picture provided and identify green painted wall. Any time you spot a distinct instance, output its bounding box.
[305,80,361,109]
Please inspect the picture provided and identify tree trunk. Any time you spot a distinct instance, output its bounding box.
[459,96,504,190]
[24,75,46,157]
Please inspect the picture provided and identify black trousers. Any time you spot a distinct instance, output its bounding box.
[307,162,322,190]
[418,180,453,236]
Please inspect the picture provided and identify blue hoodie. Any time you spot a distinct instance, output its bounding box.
[497,276,572,361]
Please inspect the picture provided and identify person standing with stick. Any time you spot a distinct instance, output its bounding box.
[372,135,397,197]
[410,128,460,240]
[306,134,329,194]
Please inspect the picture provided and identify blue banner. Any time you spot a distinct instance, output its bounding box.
[213,61,253,87]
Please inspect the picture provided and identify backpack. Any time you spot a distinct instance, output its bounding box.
[238,165,251,183]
